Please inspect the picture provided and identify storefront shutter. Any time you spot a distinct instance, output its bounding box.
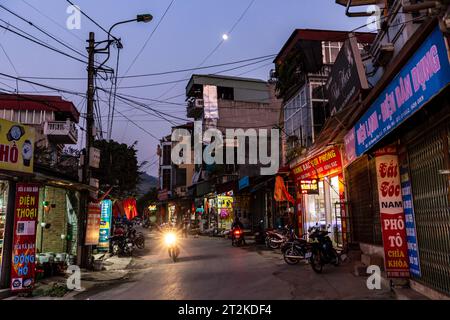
[408,123,450,296]
[346,155,382,245]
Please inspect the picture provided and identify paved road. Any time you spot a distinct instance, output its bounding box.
[75,233,393,300]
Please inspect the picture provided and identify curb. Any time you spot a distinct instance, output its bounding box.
[0,288,11,300]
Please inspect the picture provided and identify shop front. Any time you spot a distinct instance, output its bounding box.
[292,146,347,246]
[343,22,450,295]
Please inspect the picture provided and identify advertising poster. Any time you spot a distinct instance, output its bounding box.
[10,183,39,292]
[398,151,421,277]
[98,200,113,251]
[85,203,101,246]
[375,147,410,278]
[0,118,35,174]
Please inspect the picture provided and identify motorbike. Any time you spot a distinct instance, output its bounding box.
[231,227,244,247]
[281,233,312,265]
[308,224,339,273]
[109,233,134,256]
[265,226,292,249]
[253,220,266,245]
[163,229,180,262]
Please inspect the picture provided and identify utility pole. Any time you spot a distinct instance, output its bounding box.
[79,31,96,268]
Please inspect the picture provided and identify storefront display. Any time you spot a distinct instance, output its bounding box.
[292,147,347,245]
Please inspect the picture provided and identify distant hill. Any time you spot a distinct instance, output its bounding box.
[137,173,158,197]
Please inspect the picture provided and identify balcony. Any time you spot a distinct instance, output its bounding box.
[186,99,204,119]
[43,119,78,145]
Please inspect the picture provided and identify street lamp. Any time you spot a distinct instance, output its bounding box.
[94,14,153,141]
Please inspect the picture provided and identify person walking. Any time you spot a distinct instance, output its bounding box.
[183,213,190,238]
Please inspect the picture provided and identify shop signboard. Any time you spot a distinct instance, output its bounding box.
[398,151,421,277]
[10,183,39,292]
[98,200,112,252]
[238,176,250,190]
[0,119,35,174]
[375,146,410,278]
[325,34,369,115]
[346,25,450,160]
[292,147,342,181]
[85,203,101,245]
[299,179,319,194]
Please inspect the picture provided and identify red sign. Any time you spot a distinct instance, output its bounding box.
[375,146,410,278]
[10,183,39,292]
[292,147,343,181]
[85,203,101,245]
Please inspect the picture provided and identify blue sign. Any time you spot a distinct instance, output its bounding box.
[399,155,421,277]
[98,199,112,251]
[239,176,250,190]
[351,26,450,157]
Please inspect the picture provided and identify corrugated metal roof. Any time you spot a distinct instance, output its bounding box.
[0,94,80,122]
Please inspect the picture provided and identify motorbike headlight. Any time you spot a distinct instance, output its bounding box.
[164,232,177,246]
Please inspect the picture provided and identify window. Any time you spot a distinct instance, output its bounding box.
[162,145,171,166]
[217,86,234,100]
[284,85,310,146]
[322,41,343,64]
[175,168,187,187]
[162,169,171,190]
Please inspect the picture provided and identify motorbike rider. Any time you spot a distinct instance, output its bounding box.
[231,216,246,245]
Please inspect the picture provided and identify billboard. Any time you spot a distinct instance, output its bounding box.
[10,183,39,292]
[0,119,35,174]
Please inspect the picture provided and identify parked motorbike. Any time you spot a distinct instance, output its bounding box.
[163,230,180,262]
[308,224,339,273]
[265,226,292,249]
[109,234,134,256]
[231,227,244,247]
[281,233,311,265]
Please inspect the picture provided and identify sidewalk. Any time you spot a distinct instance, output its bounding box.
[3,254,133,300]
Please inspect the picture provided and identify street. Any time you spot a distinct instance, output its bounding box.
[72,231,393,300]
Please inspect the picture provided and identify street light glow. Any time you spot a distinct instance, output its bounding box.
[222,34,229,41]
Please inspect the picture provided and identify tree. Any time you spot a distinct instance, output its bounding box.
[92,140,143,198]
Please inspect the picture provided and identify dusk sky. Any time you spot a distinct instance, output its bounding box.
[0,0,369,176]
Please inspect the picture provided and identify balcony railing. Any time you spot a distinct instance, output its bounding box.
[43,119,78,145]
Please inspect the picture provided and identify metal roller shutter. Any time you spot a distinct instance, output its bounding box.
[408,123,450,296]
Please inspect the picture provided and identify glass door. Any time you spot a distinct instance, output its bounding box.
[329,176,342,245]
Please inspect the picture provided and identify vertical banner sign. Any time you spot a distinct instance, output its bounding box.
[85,203,101,245]
[375,147,410,278]
[10,183,39,292]
[98,200,112,251]
[398,151,421,277]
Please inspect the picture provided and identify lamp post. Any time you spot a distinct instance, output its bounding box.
[80,14,152,268]
[104,14,153,141]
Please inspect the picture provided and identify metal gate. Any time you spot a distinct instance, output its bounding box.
[408,124,450,296]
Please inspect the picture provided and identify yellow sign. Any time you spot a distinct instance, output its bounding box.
[0,118,35,174]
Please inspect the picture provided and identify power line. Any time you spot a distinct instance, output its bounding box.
[17,54,276,80]
[0,22,88,65]
[0,4,88,60]
[157,0,257,100]
[116,56,274,90]
[65,0,110,37]
[21,0,85,44]
[122,0,176,78]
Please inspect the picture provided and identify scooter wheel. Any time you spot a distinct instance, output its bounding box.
[283,248,300,265]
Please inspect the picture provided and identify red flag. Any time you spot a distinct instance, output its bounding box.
[122,198,138,220]
[274,176,295,204]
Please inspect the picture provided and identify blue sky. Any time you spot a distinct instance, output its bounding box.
[0,0,369,176]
